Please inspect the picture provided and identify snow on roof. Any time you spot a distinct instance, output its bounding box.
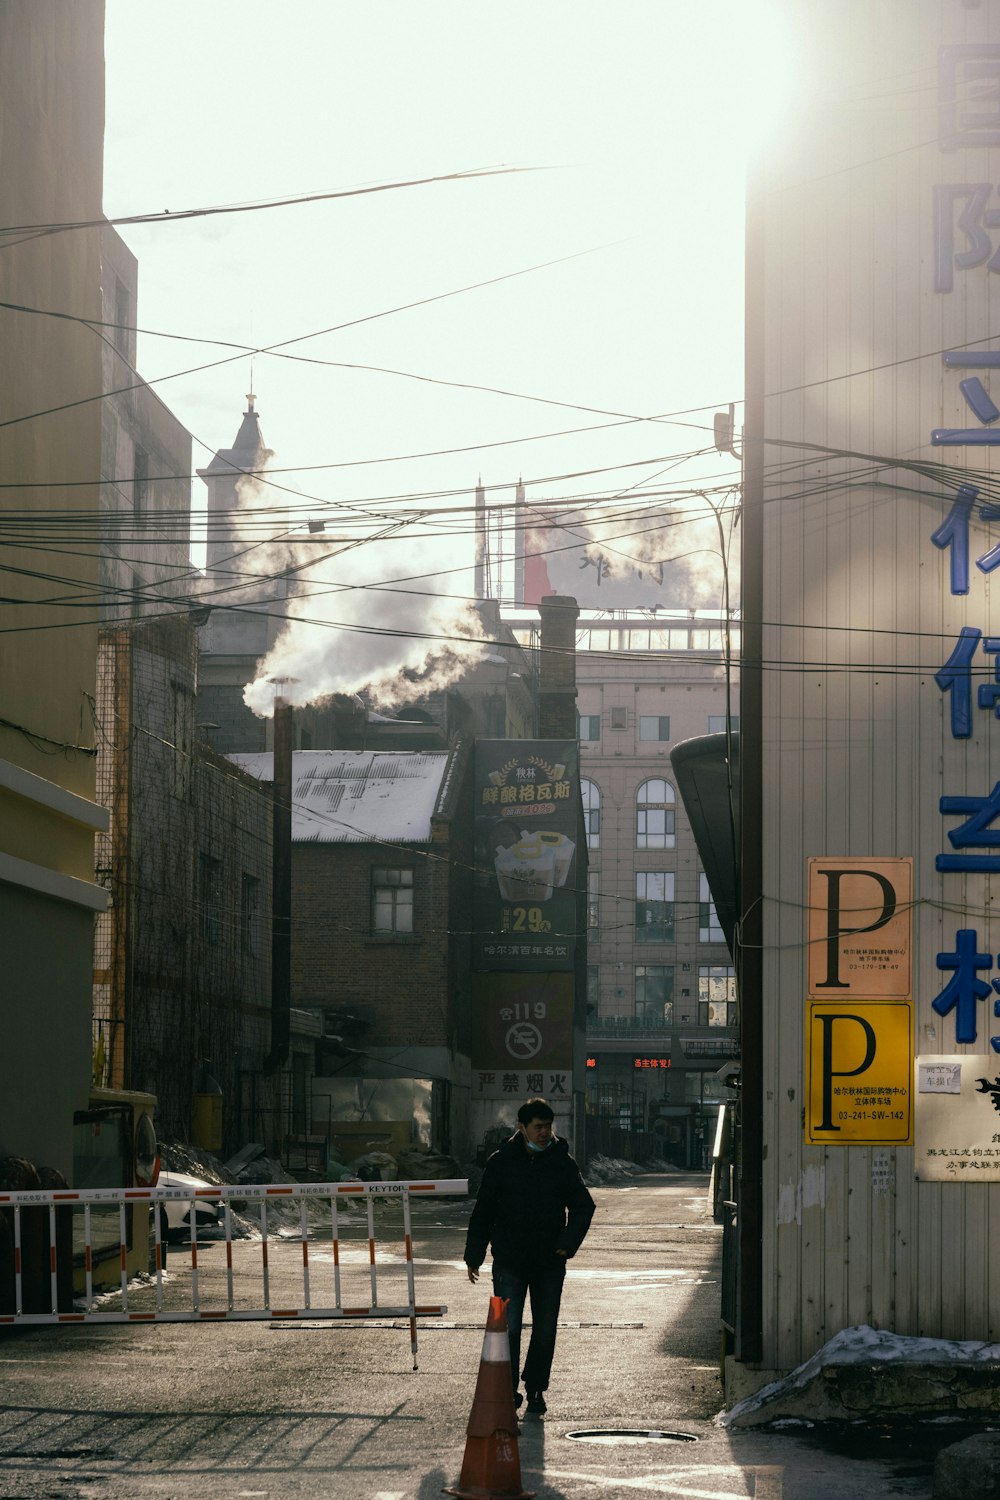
[229,750,450,843]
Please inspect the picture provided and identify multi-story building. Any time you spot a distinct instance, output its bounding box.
[571,612,739,1166]
[0,6,109,1179]
[94,614,277,1150]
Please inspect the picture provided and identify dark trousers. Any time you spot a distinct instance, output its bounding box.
[492,1259,566,1394]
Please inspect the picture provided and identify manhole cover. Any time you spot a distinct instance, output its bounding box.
[565,1429,698,1446]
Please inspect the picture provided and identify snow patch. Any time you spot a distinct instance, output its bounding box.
[719,1324,1000,1427]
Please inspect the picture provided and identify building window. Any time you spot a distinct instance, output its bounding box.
[635,872,675,943]
[698,965,737,1027]
[587,871,600,938]
[708,714,739,733]
[634,964,674,1026]
[372,867,414,933]
[639,715,670,742]
[581,779,601,850]
[636,779,675,849]
[198,853,223,946]
[578,713,601,742]
[241,873,260,957]
[699,873,724,942]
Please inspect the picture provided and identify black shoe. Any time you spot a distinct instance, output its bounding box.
[526,1391,546,1414]
[513,1391,523,1410]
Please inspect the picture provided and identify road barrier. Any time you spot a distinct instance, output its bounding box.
[0,1178,467,1368]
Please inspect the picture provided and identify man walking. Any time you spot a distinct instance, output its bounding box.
[464,1098,595,1414]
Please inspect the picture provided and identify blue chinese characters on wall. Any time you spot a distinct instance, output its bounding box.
[932,929,998,1048]
[930,483,1000,1052]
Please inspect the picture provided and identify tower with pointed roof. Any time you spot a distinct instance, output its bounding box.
[197,393,268,575]
[197,396,288,749]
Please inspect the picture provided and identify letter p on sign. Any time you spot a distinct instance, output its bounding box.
[807,857,913,998]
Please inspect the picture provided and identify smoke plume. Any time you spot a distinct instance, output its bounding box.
[226,466,484,718]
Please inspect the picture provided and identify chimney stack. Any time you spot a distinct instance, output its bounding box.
[537,594,580,740]
[267,698,293,1072]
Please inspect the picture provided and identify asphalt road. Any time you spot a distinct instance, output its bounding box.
[0,1172,945,1498]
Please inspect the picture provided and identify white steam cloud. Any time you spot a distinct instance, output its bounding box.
[523,497,736,613]
[227,463,483,719]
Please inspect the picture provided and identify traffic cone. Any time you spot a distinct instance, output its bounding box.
[442,1295,534,1500]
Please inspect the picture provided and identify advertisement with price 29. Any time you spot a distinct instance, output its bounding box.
[472,739,580,973]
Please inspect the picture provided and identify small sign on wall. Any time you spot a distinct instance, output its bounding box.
[806,857,913,999]
[805,1000,913,1145]
[915,1054,1000,1180]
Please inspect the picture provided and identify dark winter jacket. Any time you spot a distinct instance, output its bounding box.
[464,1133,596,1275]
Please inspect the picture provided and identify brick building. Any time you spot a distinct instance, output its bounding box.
[232,741,475,1161]
[94,614,277,1148]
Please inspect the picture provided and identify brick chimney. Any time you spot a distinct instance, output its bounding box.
[537,594,580,740]
[267,698,293,1072]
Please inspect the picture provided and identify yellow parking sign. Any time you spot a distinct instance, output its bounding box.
[805,1001,913,1145]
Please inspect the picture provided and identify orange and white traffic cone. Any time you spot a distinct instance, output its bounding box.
[442,1295,534,1500]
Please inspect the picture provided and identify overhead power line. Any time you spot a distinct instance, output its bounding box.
[0,166,540,241]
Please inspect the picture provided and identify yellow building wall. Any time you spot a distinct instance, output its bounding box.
[0,5,109,1178]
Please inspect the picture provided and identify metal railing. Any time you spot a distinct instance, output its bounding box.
[0,1178,467,1368]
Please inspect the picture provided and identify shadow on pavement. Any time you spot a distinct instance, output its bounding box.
[0,1400,422,1478]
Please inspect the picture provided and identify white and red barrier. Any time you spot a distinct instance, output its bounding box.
[0,1178,467,1368]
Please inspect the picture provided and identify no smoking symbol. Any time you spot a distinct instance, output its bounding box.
[505,1022,542,1060]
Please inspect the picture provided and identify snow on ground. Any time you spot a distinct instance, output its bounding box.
[584,1153,682,1186]
[157,1142,364,1239]
[157,1142,687,1233]
[718,1324,1000,1427]
[157,1142,476,1238]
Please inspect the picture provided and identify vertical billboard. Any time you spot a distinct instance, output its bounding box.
[472,740,580,972]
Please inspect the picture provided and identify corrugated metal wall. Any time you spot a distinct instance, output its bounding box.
[751,0,1000,1372]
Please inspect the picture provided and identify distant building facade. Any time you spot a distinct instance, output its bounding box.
[508,609,740,1166]
[99,225,193,622]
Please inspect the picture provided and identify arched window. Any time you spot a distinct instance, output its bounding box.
[581,779,601,850]
[636,778,675,850]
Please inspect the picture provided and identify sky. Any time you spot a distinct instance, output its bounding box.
[101,1,790,708]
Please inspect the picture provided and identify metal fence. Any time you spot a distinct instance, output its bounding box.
[0,1178,467,1368]
[584,1116,661,1163]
